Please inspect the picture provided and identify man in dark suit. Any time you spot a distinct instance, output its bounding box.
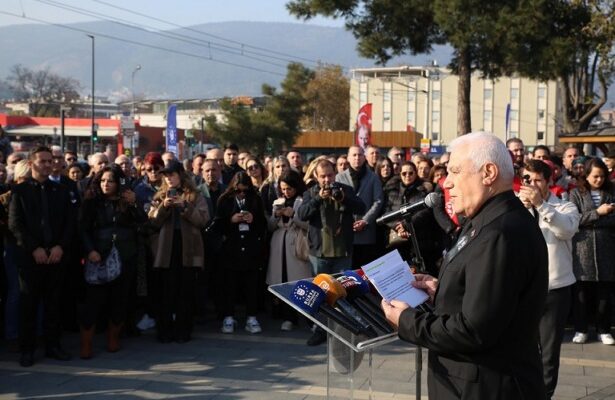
[9,146,74,367]
[382,132,548,399]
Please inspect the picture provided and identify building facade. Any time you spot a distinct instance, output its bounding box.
[350,65,562,150]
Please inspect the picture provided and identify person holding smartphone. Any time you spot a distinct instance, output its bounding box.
[148,160,209,343]
[214,171,267,334]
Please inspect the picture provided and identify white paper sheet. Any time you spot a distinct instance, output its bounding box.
[361,250,429,307]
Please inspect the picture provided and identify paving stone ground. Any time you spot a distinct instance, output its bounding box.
[0,315,614,399]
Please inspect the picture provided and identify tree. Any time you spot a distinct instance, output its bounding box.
[206,63,314,154]
[301,64,350,131]
[5,64,81,116]
[287,0,555,136]
[508,0,615,134]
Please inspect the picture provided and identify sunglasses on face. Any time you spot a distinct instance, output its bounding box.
[145,167,160,173]
[247,165,258,171]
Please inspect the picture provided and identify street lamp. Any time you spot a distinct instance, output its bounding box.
[131,64,141,117]
[87,34,95,154]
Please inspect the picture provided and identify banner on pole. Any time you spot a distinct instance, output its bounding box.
[166,104,178,156]
[355,103,372,151]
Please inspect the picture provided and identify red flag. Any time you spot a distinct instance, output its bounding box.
[355,103,372,150]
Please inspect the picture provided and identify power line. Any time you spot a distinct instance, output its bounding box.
[0,10,286,77]
[33,0,291,70]
[89,0,328,67]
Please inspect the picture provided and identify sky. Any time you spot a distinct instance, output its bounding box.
[0,0,344,28]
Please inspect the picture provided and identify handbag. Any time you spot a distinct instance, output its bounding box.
[293,225,310,261]
[84,241,122,285]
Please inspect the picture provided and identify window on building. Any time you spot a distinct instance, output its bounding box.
[483,110,492,121]
[384,90,391,102]
[511,88,519,99]
[407,111,415,123]
[384,112,391,121]
[408,90,416,101]
[538,87,546,98]
[431,131,439,141]
[537,131,544,141]
[538,110,545,119]
[432,90,441,101]
[510,110,519,121]
[484,88,492,100]
[432,110,440,122]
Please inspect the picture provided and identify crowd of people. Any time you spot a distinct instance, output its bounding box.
[0,139,613,395]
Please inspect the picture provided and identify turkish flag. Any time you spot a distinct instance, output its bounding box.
[355,103,372,150]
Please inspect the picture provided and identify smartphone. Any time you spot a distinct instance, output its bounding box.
[167,188,177,197]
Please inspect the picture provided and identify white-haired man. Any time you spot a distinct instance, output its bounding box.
[382,132,548,399]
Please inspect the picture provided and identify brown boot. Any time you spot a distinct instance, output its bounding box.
[106,322,123,353]
[80,326,95,359]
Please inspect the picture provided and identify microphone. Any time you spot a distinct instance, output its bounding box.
[313,274,378,338]
[289,280,363,335]
[337,274,394,334]
[376,192,439,226]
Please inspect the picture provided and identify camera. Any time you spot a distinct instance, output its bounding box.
[324,183,344,201]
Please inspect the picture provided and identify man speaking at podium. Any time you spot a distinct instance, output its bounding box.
[382,132,548,399]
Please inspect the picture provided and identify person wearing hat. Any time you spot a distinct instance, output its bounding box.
[148,159,209,343]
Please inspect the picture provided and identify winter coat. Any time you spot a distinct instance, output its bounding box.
[80,196,146,269]
[148,190,210,269]
[266,197,312,285]
[215,191,267,270]
[336,166,383,245]
[569,187,615,282]
[382,176,445,274]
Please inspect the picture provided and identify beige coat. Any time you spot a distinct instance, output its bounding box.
[148,191,209,269]
[266,197,312,285]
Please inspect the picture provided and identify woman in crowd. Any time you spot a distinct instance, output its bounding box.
[266,171,311,331]
[261,156,290,216]
[569,158,615,345]
[67,164,84,183]
[382,161,444,276]
[375,157,394,186]
[428,164,447,186]
[245,157,267,192]
[78,165,146,359]
[148,160,209,343]
[1,160,30,349]
[215,171,267,334]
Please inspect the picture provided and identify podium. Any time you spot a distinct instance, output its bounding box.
[269,281,423,400]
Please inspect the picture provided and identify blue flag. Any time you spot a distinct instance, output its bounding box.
[166,104,178,156]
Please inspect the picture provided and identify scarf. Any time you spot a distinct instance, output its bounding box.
[349,163,367,192]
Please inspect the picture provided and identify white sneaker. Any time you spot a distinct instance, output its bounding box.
[280,320,294,331]
[599,333,615,345]
[136,314,156,331]
[245,317,262,334]
[572,332,588,344]
[221,316,236,334]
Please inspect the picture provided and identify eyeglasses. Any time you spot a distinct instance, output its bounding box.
[145,167,160,173]
[400,171,415,176]
[246,165,258,171]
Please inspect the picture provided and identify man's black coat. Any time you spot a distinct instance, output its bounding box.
[398,190,548,399]
[8,178,74,261]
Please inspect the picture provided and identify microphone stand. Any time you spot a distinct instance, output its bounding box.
[405,219,424,400]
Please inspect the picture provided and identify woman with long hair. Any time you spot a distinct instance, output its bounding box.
[245,156,267,192]
[78,165,146,359]
[382,161,444,275]
[260,156,290,216]
[148,160,209,343]
[375,156,394,186]
[569,158,615,345]
[215,171,267,334]
[266,171,311,331]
